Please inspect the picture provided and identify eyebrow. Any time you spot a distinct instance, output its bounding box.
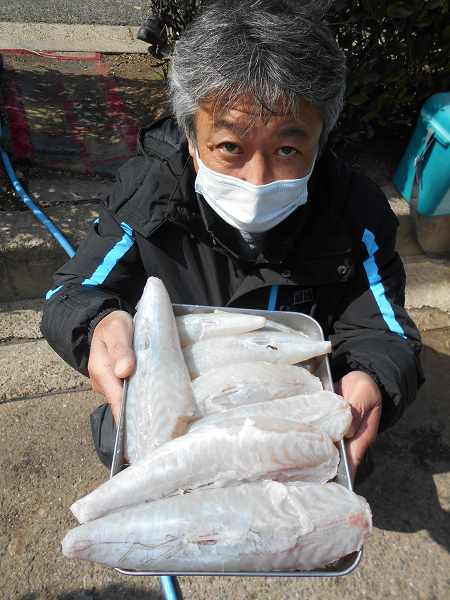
[212,119,309,139]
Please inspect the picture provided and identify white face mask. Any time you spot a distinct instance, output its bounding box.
[194,151,314,233]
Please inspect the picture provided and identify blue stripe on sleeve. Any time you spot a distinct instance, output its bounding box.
[46,285,63,300]
[82,222,135,288]
[362,229,407,339]
[268,285,278,311]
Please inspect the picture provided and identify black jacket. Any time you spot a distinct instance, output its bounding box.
[41,117,424,432]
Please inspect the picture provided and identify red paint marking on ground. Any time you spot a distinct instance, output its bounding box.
[0,49,101,60]
[2,55,34,159]
[91,59,138,154]
[47,59,94,175]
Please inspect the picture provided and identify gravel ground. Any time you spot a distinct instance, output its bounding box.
[0,325,449,600]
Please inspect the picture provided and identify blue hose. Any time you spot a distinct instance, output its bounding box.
[1,118,178,600]
[161,575,178,600]
[0,120,75,258]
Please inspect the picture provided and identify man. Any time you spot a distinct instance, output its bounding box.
[41,0,424,483]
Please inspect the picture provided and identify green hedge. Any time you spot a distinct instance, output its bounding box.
[146,0,450,140]
[327,0,450,141]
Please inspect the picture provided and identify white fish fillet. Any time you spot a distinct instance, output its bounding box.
[62,481,372,572]
[124,277,195,463]
[262,318,310,337]
[176,312,267,347]
[187,391,352,442]
[191,361,323,420]
[70,417,339,524]
[183,331,331,378]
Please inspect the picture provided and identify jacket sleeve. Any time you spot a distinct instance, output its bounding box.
[328,186,425,433]
[40,199,148,378]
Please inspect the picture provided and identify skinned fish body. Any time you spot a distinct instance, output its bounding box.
[124,277,195,463]
[70,417,339,524]
[191,361,323,420]
[62,481,372,572]
[262,319,310,337]
[176,312,267,347]
[183,332,331,379]
[187,391,352,442]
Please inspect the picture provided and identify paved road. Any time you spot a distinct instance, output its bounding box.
[0,0,147,26]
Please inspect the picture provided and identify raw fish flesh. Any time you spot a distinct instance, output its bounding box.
[70,417,339,524]
[62,480,372,572]
[191,361,323,420]
[183,331,331,378]
[187,391,352,442]
[176,312,267,347]
[262,318,310,337]
[124,277,195,463]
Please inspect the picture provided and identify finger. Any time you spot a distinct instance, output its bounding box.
[88,311,135,425]
[91,364,124,425]
[88,336,125,425]
[344,403,364,439]
[345,403,381,482]
[337,372,381,439]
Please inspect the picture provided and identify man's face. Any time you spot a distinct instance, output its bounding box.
[188,94,323,185]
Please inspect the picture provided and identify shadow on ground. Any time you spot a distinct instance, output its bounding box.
[17,586,163,600]
[359,335,450,553]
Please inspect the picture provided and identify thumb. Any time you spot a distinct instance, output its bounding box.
[97,311,136,379]
[113,354,135,378]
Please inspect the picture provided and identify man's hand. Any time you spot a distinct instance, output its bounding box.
[88,311,135,425]
[334,371,382,483]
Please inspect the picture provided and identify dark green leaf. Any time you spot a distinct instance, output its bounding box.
[428,0,446,9]
[417,18,432,26]
[351,94,370,105]
[344,79,359,98]
[388,42,408,49]
[366,109,380,118]
[345,131,361,139]
[362,72,382,83]
[377,95,387,110]
[387,6,416,18]
[362,0,375,15]
[365,123,375,138]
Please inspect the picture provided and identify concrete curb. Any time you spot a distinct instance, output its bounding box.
[1,185,450,306]
[0,22,148,53]
[0,202,100,302]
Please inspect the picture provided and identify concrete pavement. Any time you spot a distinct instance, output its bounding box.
[1,23,450,600]
[1,326,449,600]
[0,22,148,53]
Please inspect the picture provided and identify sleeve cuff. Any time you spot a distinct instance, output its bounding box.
[87,308,122,346]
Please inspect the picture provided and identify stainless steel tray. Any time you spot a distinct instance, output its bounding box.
[110,304,363,578]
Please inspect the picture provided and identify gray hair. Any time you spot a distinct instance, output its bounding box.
[168,0,346,152]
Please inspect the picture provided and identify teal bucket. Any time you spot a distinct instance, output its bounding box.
[393,92,450,217]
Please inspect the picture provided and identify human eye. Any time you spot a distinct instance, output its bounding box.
[276,146,298,157]
[219,142,241,154]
